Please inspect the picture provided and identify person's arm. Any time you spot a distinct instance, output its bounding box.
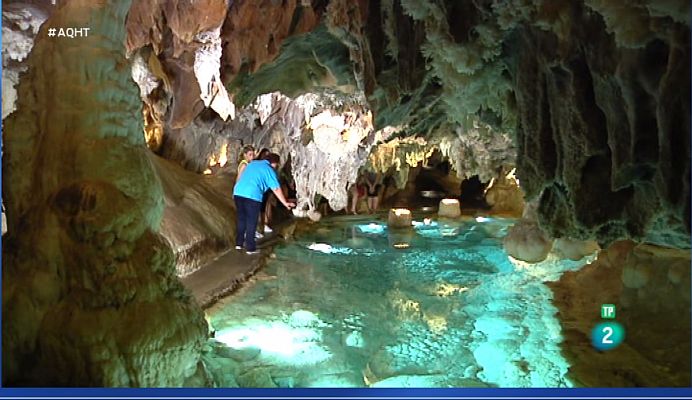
[366,175,375,190]
[265,167,295,209]
[272,187,295,209]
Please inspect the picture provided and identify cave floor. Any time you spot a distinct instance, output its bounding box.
[201,214,595,388]
[182,248,268,309]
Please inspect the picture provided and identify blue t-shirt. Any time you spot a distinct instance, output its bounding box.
[233,160,280,202]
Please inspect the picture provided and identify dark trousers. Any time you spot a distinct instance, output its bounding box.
[234,195,263,251]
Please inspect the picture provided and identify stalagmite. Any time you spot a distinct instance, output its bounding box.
[2,0,206,386]
[438,199,461,219]
[388,208,413,229]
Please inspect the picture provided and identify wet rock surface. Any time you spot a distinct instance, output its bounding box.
[2,0,207,386]
[549,241,691,387]
[151,153,236,277]
[2,0,689,388]
[123,0,688,249]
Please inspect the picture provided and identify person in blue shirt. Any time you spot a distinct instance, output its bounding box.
[233,153,295,254]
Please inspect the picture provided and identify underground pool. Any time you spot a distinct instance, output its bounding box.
[204,215,596,388]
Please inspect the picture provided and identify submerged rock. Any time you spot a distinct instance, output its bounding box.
[236,368,278,388]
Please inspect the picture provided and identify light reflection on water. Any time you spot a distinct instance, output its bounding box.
[205,216,589,388]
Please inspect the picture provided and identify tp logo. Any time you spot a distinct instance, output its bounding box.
[601,304,616,319]
[592,304,625,351]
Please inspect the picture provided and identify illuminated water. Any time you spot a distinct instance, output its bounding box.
[205,216,592,388]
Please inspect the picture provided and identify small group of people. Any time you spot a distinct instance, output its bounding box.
[234,145,390,253]
[233,145,295,255]
[349,172,382,214]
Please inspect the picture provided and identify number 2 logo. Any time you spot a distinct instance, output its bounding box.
[592,322,624,350]
[602,326,614,344]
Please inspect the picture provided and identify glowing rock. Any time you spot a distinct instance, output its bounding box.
[388,208,412,229]
[292,209,308,218]
[552,238,600,261]
[438,198,461,218]
[503,220,553,263]
[307,210,322,222]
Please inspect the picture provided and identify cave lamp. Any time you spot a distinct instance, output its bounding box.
[388,208,412,229]
[388,230,414,249]
[438,198,461,218]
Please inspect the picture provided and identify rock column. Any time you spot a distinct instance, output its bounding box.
[2,0,207,386]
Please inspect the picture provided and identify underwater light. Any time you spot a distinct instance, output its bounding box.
[307,243,353,254]
[215,320,332,366]
[439,198,461,218]
[439,228,460,237]
[392,242,410,249]
[356,222,385,234]
[476,216,490,222]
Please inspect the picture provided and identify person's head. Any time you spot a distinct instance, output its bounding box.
[242,145,255,161]
[266,153,280,168]
[257,148,270,160]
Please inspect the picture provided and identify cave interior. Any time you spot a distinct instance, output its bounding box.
[1,0,690,389]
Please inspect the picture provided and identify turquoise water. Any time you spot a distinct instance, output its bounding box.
[205,215,592,388]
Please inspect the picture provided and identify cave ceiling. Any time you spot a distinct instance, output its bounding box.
[120,0,691,248]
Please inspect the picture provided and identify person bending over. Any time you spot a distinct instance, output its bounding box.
[233,153,295,255]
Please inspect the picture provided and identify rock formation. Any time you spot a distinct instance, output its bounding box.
[2,0,206,386]
[549,241,690,387]
[120,0,691,250]
[360,0,689,248]
[484,168,524,216]
[151,153,236,277]
[2,0,689,388]
[509,2,690,248]
[503,219,554,263]
[2,1,51,119]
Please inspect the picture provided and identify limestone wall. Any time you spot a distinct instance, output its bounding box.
[2,0,207,386]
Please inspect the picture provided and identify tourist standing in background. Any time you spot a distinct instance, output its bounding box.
[236,144,255,179]
[349,175,367,214]
[366,172,382,213]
